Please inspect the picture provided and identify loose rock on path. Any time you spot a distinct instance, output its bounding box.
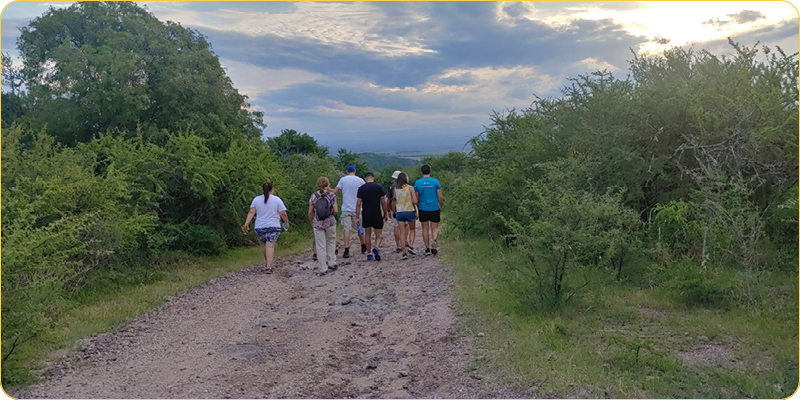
[18,227,523,399]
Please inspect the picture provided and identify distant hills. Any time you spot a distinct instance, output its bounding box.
[357,152,419,171]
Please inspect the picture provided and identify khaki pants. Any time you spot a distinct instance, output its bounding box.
[314,225,337,272]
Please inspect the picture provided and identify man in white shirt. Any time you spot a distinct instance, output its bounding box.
[331,165,365,258]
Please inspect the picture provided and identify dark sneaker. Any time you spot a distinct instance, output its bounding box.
[432,239,438,253]
[373,247,381,261]
[319,270,327,276]
[431,248,438,255]
[396,247,402,254]
[406,246,416,256]
[367,254,373,261]
[402,253,408,260]
[265,267,273,274]
[329,264,338,271]
[313,253,317,261]
[424,248,432,256]
[343,248,350,258]
[361,243,368,254]
[335,248,339,255]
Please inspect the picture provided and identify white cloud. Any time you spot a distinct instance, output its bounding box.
[142,2,435,57]
[530,1,799,54]
[219,59,325,101]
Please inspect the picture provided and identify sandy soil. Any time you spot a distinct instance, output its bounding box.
[16,226,523,399]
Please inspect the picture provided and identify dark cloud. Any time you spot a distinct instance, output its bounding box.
[730,10,768,24]
[438,72,476,86]
[697,18,799,54]
[199,4,644,90]
[703,10,768,27]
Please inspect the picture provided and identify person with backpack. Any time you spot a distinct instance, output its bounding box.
[393,172,418,260]
[309,177,338,275]
[331,165,365,258]
[414,164,443,256]
[356,172,387,261]
[242,181,290,274]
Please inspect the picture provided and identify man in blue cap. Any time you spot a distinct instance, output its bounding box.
[331,165,365,258]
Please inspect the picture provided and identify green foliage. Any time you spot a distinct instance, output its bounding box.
[335,148,369,174]
[265,129,329,157]
[16,1,264,148]
[502,158,642,309]
[432,41,797,314]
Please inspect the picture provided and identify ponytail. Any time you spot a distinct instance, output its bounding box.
[263,181,273,204]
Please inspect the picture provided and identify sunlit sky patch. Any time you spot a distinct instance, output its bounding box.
[1,1,797,152]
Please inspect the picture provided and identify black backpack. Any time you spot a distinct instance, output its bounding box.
[315,192,332,220]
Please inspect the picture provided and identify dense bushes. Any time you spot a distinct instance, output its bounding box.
[439,41,798,311]
[0,2,351,382]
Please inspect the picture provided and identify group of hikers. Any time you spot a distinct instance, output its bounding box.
[242,165,443,275]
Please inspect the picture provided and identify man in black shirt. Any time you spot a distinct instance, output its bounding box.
[356,173,388,261]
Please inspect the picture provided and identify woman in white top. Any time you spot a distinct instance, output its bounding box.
[242,181,289,274]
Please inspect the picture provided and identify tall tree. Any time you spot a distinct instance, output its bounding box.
[265,129,329,157]
[16,1,264,150]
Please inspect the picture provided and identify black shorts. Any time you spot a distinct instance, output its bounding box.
[362,212,384,230]
[419,209,440,223]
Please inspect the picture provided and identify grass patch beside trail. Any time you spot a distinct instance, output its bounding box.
[4,230,312,388]
[442,237,798,398]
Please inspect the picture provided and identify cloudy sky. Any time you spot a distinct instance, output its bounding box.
[1,1,798,153]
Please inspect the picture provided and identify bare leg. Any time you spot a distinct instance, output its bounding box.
[399,222,408,255]
[265,242,276,269]
[393,222,401,249]
[374,229,383,248]
[407,220,416,249]
[431,222,439,242]
[364,227,373,252]
[421,221,430,250]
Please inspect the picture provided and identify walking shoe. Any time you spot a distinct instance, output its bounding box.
[319,270,327,276]
[431,239,438,255]
[329,264,338,271]
[396,247,402,254]
[402,253,408,260]
[313,253,317,261]
[343,248,350,258]
[406,246,416,256]
[265,267,273,274]
[361,243,368,254]
[424,248,432,256]
[335,248,339,255]
[367,254,373,261]
[373,247,381,261]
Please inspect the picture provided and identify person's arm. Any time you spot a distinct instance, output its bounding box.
[242,207,256,233]
[329,187,341,194]
[355,198,362,225]
[332,199,338,215]
[280,210,290,229]
[437,188,444,209]
[308,203,315,225]
[381,196,388,220]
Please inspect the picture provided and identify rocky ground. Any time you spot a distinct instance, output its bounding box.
[16,227,525,399]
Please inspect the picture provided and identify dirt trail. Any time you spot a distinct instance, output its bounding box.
[18,227,522,399]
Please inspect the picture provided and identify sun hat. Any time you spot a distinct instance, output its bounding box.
[391,170,401,179]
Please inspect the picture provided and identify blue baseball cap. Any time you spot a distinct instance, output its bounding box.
[347,165,356,172]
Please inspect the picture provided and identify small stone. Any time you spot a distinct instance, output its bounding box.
[399,370,408,377]
[366,360,379,369]
[477,332,485,337]
[579,389,590,397]
[403,384,409,390]
[470,374,482,380]
[698,335,709,342]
